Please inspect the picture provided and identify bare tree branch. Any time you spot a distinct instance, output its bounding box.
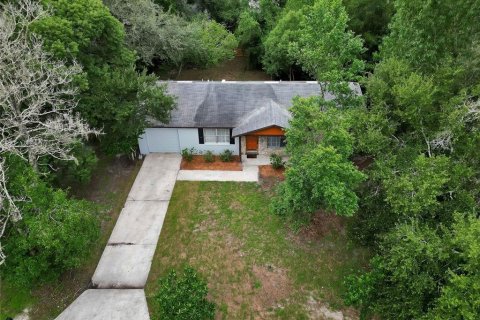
[0,0,101,265]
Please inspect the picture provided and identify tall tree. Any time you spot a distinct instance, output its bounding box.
[342,0,394,61]
[262,0,365,83]
[345,1,480,318]
[196,0,248,29]
[2,156,100,286]
[31,0,176,154]
[105,0,237,69]
[262,9,303,79]
[272,97,365,222]
[0,0,98,263]
[292,0,365,83]
[381,0,480,89]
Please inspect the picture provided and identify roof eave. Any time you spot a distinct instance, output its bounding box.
[232,124,288,137]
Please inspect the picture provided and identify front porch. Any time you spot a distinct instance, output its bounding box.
[241,154,271,165]
[237,126,287,159]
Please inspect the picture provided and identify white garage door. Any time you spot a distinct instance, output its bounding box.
[139,128,180,153]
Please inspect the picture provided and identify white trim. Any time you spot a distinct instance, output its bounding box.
[204,143,231,145]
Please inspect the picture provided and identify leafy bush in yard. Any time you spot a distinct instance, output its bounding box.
[153,266,215,320]
[203,151,215,163]
[1,156,100,287]
[270,153,284,169]
[219,149,233,162]
[40,144,98,186]
[181,148,195,162]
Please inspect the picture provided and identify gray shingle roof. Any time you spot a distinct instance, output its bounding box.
[232,100,291,136]
[149,81,361,133]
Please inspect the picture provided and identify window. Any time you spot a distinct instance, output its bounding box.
[267,136,286,148]
[203,128,230,144]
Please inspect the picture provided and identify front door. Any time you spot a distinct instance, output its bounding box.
[246,135,258,151]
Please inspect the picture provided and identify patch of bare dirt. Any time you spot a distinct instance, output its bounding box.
[289,212,347,246]
[305,294,359,320]
[259,165,285,191]
[259,165,285,180]
[251,265,292,317]
[162,56,271,81]
[181,155,242,171]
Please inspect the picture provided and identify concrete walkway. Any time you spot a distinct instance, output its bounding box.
[56,153,262,319]
[56,153,181,320]
[177,162,259,182]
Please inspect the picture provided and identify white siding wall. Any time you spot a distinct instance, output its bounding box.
[139,128,239,155]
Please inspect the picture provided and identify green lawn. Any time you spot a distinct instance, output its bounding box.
[0,156,142,320]
[146,181,370,319]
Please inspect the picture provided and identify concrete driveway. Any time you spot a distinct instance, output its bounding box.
[56,153,181,320]
[56,152,263,320]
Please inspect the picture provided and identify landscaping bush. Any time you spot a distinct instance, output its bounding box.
[181,148,195,162]
[203,151,215,163]
[219,149,233,162]
[270,153,284,169]
[153,266,215,320]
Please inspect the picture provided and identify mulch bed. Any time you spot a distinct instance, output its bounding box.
[259,165,285,180]
[181,155,242,171]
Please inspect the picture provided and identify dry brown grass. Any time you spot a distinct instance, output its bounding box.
[146,181,371,319]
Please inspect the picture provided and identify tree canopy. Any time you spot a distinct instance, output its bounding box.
[342,0,480,318]
[32,0,176,154]
[272,97,365,221]
[262,0,364,82]
[105,0,237,69]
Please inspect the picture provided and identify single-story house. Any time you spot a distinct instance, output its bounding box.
[138,81,361,158]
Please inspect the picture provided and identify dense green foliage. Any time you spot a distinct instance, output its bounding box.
[31,0,175,154]
[81,70,175,155]
[40,144,98,186]
[346,215,480,319]
[340,1,480,318]
[263,0,364,82]
[235,0,283,68]
[343,0,393,61]
[153,266,215,320]
[269,153,284,169]
[268,0,367,224]
[262,8,302,79]
[105,0,237,69]
[1,157,100,287]
[261,0,480,318]
[272,98,365,221]
[196,0,248,29]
